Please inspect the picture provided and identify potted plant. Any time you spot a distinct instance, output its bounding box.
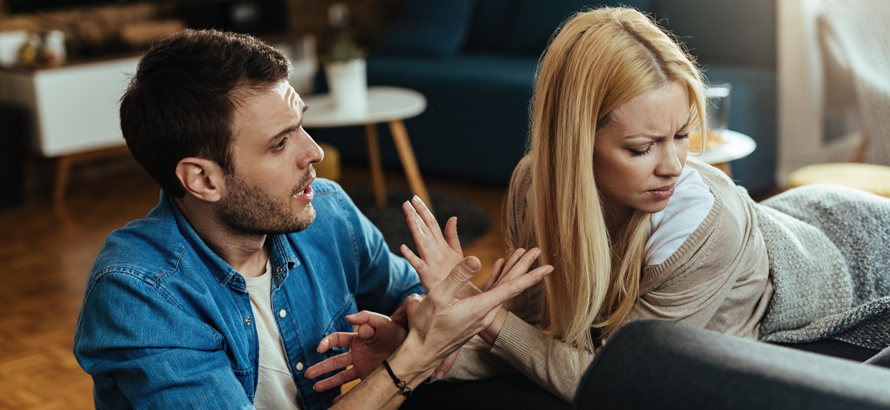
[321,4,368,114]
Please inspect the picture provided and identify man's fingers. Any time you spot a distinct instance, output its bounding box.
[312,367,359,392]
[316,332,354,353]
[391,294,423,326]
[346,310,392,335]
[431,256,482,301]
[399,244,424,271]
[357,323,375,339]
[305,351,353,379]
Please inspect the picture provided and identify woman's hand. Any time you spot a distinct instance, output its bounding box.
[306,311,408,393]
[401,251,552,373]
[400,196,465,292]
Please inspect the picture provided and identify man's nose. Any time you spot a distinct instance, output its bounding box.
[299,132,324,169]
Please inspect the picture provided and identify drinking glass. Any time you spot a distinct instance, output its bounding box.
[705,83,732,137]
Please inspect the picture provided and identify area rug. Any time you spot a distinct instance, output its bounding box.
[345,187,490,255]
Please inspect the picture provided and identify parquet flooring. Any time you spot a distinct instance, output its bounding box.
[0,157,507,409]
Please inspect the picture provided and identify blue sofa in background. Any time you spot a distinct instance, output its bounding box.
[310,0,777,193]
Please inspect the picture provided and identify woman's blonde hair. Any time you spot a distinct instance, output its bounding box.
[521,7,707,352]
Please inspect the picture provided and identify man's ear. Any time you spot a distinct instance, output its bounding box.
[175,157,226,202]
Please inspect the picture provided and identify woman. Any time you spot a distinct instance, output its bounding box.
[311,6,890,404]
[410,6,890,402]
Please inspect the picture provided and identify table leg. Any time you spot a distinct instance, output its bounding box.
[364,123,387,207]
[54,155,73,206]
[52,145,133,206]
[388,120,433,214]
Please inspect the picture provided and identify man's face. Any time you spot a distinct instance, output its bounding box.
[217,81,323,236]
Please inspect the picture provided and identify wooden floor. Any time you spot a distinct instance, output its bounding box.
[0,158,509,410]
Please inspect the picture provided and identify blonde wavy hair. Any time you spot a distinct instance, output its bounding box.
[520,7,707,353]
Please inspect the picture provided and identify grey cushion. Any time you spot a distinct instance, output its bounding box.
[575,320,890,410]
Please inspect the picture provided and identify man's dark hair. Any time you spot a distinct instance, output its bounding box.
[120,29,292,198]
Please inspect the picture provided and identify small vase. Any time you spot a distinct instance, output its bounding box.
[324,58,368,115]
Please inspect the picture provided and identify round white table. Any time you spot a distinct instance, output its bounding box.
[302,86,430,210]
[696,130,756,177]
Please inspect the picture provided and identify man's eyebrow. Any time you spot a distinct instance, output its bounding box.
[267,103,310,144]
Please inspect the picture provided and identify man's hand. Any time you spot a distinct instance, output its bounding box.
[306,312,408,393]
[400,196,465,292]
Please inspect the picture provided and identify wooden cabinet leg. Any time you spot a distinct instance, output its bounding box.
[388,120,433,214]
[54,155,72,206]
[364,123,387,207]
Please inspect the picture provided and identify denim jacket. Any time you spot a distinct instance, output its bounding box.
[74,179,424,409]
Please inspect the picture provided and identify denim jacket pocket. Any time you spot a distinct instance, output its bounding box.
[232,366,255,400]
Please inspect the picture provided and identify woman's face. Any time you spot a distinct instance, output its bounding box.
[594,81,691,222]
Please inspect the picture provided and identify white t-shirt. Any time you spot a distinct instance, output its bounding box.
[645,166,715,266]
[245,260,301,410]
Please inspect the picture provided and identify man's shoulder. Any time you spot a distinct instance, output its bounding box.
[91,204,187,283]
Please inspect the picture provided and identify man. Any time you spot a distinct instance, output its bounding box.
[73,29,428,409]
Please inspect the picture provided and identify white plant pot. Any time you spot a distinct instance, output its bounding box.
[324,58,368,115]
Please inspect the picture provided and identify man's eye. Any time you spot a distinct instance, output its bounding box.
[274,137,288,150]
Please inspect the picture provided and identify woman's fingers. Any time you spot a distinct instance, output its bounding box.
[495,248,526,287]
[305,351,353,379]
[498,248,542,287]
[475,263,553,314]
[403,201,432,253]
[411,196,443,240]
[483,258,505,291]
[435,349,460,380]
[444,216,462,252]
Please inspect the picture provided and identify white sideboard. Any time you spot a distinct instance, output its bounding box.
[0,56,140,157]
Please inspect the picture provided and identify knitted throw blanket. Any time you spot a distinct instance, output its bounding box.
[755,183,890,350]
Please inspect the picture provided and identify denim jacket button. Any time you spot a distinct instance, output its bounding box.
[276,266,283,274]
[245,317,252,326]
[296,362,304,372]
[279,309,287,318]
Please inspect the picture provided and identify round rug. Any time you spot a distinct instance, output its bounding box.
[345,187,491,255]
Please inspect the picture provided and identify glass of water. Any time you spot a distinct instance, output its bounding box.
[705,83,732,137]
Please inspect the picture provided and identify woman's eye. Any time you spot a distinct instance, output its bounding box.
[675,132,690,140]
[629,146,652,157]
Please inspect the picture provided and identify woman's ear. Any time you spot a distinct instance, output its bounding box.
[175,157,225,202]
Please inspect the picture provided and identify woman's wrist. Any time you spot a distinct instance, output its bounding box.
[479,307,509,346]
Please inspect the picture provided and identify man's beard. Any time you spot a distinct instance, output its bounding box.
[217,168,316,236]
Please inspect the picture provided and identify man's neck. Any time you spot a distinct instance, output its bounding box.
[174,196,270,278]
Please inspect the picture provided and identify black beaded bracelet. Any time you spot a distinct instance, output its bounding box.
[381,359,413,397]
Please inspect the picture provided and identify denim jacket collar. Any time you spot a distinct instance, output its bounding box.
[164,191,301,292]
